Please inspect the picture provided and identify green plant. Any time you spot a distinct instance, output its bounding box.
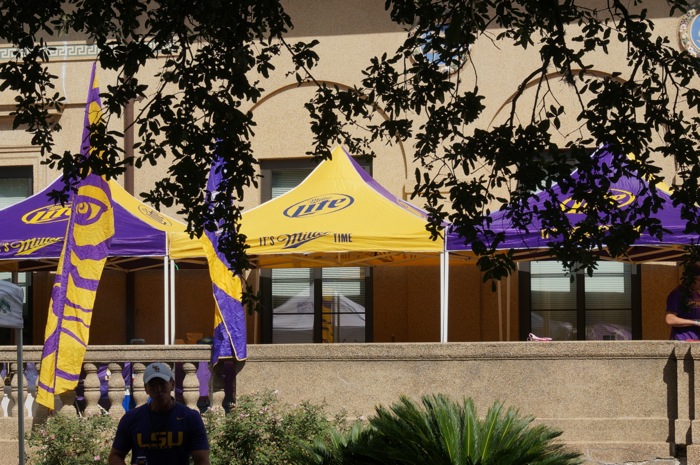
[204,390,351,465]
[26,414,117,465]
[299,394,582,465]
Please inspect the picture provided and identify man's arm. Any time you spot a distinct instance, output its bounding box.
[108,447,128,465]
[191,449,211,465]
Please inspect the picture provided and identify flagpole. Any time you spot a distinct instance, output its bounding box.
[497,280,503,342]
[10,274,24,464]
[17,328,24,465]
[0,281,25,463]
[507,275,511,341]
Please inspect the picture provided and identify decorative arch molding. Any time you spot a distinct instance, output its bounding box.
[248,80,410,181]
[486,69,626,132]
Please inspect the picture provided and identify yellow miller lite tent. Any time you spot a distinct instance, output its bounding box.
[171,146,445,266]
[170,146,453,339]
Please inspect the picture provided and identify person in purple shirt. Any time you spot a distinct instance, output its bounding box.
[666,265,700,340]
[108,362,210,465]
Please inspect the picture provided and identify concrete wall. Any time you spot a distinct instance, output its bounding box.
[0,341,698,464]
[1,2,693,347]
[236,341,691,465]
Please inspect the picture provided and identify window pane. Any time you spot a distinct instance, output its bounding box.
[585,310,632,340]
[584,262,632,340]
[530,261,576,310]
[585,261,631,309]
[528,260,635,341]
[531,310,577,340]
[272,312,314,344]
[271,268,313,300]
[0,176,31,209]
[0,167,32,343]
[271,268,313,343]
[322,268,366,343]
[270,169,314,343]
[271,169,311,198]
[322,267,364,302]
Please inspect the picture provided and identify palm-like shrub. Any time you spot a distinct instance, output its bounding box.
[299,394,581,465]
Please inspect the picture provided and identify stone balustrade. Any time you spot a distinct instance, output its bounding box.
[2,341,700,465]
[0,345,234,420]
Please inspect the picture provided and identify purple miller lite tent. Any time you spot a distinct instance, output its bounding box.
[446,146,699,263]
[0,176,203,344]
[0,176,195,272]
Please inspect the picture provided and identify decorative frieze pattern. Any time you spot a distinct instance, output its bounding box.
[0,43,99,61]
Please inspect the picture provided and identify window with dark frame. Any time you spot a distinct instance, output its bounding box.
[258,158,372,344]
[0,165,33,345]
[518,261,641,341]
[514,147,642,341]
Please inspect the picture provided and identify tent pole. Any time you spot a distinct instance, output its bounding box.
[164,255,169,345]
[17,328,24,465]
[507,275,511,341]
[497,280,503,341]
[170,259,176,345]
[440,250,449,343]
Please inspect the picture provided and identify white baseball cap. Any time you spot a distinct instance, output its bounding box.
[143,362,174,384]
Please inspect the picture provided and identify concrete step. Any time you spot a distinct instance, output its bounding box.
[0,417,36,465]
[0,439,20,465]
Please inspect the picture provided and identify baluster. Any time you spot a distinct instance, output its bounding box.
[181,362,199,410]
[7,363,19,417]
[231,360,240,408]
[9,362,31,418]
[196,361,211,412]
[32,362,49,421]
[25,362,37,418]
[132,363,147,407]
[107,363,125,417]
[223,361,236,411]
[211,362,225,411]
[57,389,77,417]
[0,364,5,417]
[82,363,101,416]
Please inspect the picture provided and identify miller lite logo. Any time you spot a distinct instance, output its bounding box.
[283,194,354,218]
[22,204,72,224]
[560,188,635,213]
[138,205,173,226]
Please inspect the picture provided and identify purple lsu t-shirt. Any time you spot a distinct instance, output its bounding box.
[112,401,209,465]
[667,286,700,340]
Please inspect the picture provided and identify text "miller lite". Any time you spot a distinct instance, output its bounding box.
[283,194,354,218]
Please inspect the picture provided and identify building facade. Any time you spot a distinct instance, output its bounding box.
[0,0,695,348]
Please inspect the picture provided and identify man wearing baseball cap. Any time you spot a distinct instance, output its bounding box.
[108,362,210,465]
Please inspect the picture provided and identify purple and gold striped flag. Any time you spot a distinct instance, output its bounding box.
[36,63,114,410]
[201,155,247,363]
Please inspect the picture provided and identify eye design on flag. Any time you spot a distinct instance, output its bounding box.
[73,196,109,226]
